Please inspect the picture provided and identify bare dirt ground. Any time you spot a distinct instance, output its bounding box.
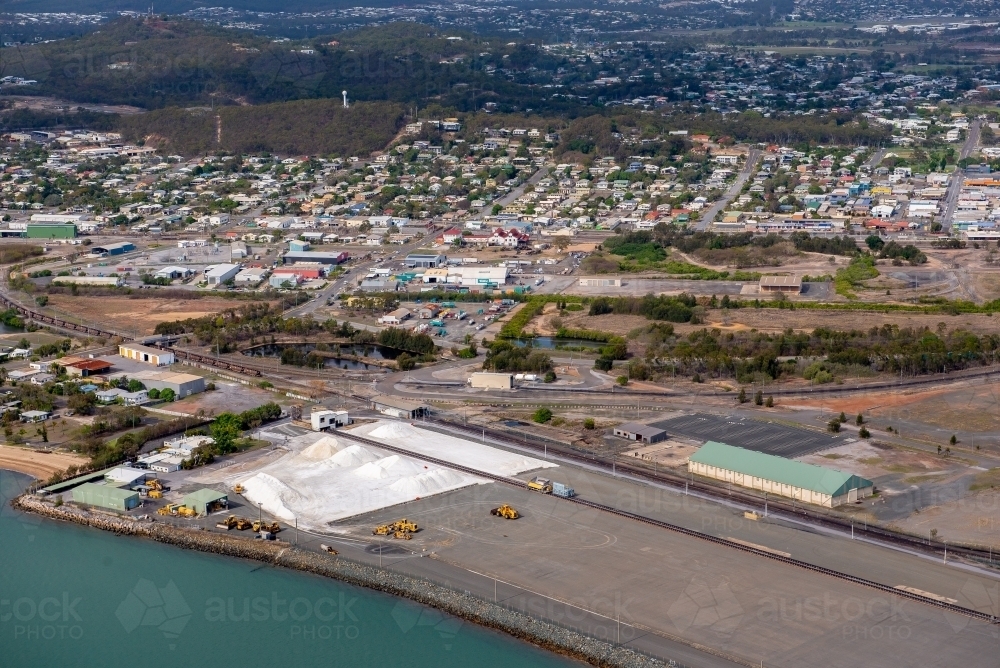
[45,295,250,335]
[168,380,289,417]
[0,445,87,480]
[889,489,1000,546]
[543,307,1000,337]
[790,380,1000,436]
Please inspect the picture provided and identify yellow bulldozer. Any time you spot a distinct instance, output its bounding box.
[372,524,392,536]
[216,516,239,530]
[233,484,246,494]
[491,504,519,520]
[390,519,419,533]
[234,517,253,530]
[393,530,412,540]
[252,520,281,533]
[526,477,552,494]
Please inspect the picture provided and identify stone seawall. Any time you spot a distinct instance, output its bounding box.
[13,495,667,668]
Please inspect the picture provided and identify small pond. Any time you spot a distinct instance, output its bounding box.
[512,337,606,350]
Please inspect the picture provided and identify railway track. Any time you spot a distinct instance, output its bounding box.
[0,292,267,377]
[430,417,1000,566]
[333,427,998,625]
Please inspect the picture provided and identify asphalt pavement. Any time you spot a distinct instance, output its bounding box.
[695,149,761,231]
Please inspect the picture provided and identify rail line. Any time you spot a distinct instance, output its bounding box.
[0,292,265,377]
[332,428,998,625]
[430,417,1000,566]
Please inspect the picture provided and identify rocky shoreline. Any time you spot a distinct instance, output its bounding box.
[14,495,668,668]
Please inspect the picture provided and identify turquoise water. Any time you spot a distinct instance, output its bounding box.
[0,471,573,668]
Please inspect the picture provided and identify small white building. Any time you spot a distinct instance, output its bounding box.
[378,308,411,325]
[310,410,351,431]
[468,372,514,389]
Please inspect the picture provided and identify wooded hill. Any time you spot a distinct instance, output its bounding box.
[116,99,405,157]
[5,18,576,113]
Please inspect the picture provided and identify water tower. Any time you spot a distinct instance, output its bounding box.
[342,90,348,108]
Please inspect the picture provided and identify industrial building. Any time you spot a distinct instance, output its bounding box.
[758,275,802,294]
[311,409,351,431]
[64,359,113,377]
[372,396,429,419]
[119,343,175,367]
[688,441,875,507]
[405,253,446,268]
[26,223,76,239]
[182,489,229,515]
[281,251,350,265]
[579,277,622,287]
[129,369,205,397]
[71,483,141,511]
[613,422,668,444]
[92,242,136,256]
[205,263,240,285]
[469,372,514,389]
[52,275,124,287]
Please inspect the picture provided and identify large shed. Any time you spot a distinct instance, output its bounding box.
[688,441,874,507]
[183,489,229,515]
[613,422,668,444]
[372,396,428,419]
[71,483,141,511]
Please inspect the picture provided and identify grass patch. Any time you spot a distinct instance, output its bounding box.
[834,255,879,299]
[858,457,883,465]
[969,468,1000,491]
[903,474,946,485]
[822,453,846,459]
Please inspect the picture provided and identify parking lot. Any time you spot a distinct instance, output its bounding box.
[651,412,845,458]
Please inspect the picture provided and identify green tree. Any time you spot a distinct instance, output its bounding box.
[765,396,774,408]
[160,388,176,402]
[583,418,595,430]
[532,407,553,423]
[754,390,763,406]
[859,426,870,439]
[737,388,747,403]
[211,412,242,454]
[856,413,864,426]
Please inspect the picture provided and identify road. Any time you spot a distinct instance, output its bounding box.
[695,148,760,231]
[862,146,886,169]
[477,166,546,215]
[943,119,982,232]
[282,234,429,318]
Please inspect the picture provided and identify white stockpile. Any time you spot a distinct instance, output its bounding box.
[236,422,554,531]
[348,420,557,477]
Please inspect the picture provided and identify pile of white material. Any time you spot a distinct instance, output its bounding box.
[235,432,486,531]
[350,420,557,477]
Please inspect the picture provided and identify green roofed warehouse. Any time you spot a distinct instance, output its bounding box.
[182,489,229,516]
[688,441,874,507]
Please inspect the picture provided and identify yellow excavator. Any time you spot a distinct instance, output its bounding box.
[491,504,519,520]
